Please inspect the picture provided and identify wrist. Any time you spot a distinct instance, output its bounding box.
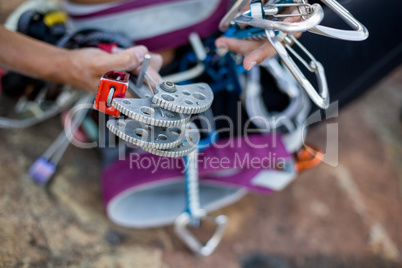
[64,49,100,92]
[44,49,72,85]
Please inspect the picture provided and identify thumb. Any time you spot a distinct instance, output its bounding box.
[107,45,148,71]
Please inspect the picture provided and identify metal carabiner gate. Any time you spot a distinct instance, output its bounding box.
[266,30,330,109]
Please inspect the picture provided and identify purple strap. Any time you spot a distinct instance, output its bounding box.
[135,0,229,51]
[68,0,189,19]
[102,134,291,205]
[66,0,230,51]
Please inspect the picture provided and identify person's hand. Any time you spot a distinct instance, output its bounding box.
[66,45,163,93]
[216,37,277,71]
[215,5,303,71]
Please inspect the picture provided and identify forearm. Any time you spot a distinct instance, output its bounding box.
[0,25,71,84]
[0,25,162,92]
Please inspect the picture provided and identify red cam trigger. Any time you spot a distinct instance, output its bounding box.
[93,71,129,117]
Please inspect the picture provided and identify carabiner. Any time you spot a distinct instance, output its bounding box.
[234,3,324,33]
[220,0,324,33]
[266,30,330,109]
[252,2,319,19]
[306,0,369,41]
[174,150,228,256]
[219,0,249,32]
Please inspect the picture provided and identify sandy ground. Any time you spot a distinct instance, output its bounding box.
[1,66,401,268]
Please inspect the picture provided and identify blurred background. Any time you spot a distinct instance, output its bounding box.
[0,0,401,267]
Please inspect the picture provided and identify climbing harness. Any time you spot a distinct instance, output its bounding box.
[306,0,369,41]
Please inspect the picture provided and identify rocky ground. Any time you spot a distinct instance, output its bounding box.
[1,2,402,267]
[1,67,401,268]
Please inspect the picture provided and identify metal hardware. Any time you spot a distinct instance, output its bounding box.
[128,76,153,99]
[174,213,228,256]
[100,72,214,150]
[235,3,324,33]
[153,82,214,114]
[112,98,190,127]
[174,150,228,256]
[264,3,315,18]
[307,0,369,41]
[136,54,151,87]
[220,0,323,34]
[219,0,250,31]
[94,71,129,117]
[142,122,200,158]
[106,118,185,149]
[160,81,177,93]
[266,30,329,109]
[106,87,115,107]
[93,47,222,256]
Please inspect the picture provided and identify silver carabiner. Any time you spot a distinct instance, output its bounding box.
[266,30,330,109]
[220,0,324,33]
[266,3,313,18]
[219,0,250,32]
[234,3,324,33]
[305,0,369,41]
[174,212,228,256]
[174,150,228,256]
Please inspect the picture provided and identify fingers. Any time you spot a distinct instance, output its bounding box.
[148,52,163,72]
[216,3,308,71]
[283,6,303,23]
[147,67,163,83]
[146,67,163,86]
[216,32,301,70]
[243,42,277,70]
[107,46,163,89]
[133,65,162,88]
[108,45,148,71]
[216,36,278,70]
[109,46,163,87]
[216,37,264,55]
[110,46,163,72]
